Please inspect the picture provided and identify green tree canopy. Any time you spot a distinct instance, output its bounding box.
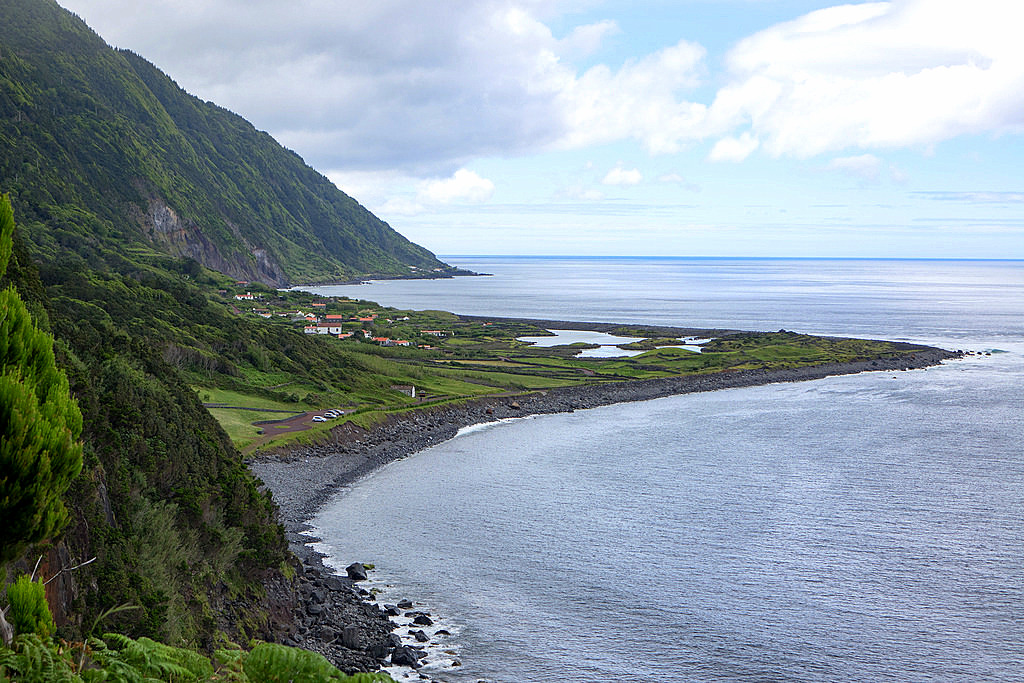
[0,194,83,566]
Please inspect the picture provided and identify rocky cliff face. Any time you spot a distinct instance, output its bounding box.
[144,199,290,286]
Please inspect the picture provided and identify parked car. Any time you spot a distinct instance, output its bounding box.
[311,416,327,422]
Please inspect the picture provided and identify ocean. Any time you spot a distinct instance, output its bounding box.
[304,257,1024,682]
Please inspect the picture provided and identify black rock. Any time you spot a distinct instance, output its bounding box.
[345,562,368,581]
[409,629,430,642]
[397,599,413,609]
[387,633,403,648]
[324,576,347,591]
[391,645,420,668]
[412,614,434,626]
[341,625,361,650]
[307,603,323,616]
[435,629,451,636]
[385,606,401,617]
[368,643,390,660]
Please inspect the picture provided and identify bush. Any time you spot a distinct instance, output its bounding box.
[5,575,55,638]
[0,196,83,566]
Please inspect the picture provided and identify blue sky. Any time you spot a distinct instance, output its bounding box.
[59,0,1024,258]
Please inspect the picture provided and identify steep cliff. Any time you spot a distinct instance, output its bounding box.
[0,0,452,286]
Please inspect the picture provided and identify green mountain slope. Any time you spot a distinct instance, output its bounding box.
[0,0,451,286]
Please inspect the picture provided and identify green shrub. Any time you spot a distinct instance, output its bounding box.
[0,196,84,567]
[5,576,55,638]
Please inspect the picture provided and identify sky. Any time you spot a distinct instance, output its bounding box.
[58,0,1024,258]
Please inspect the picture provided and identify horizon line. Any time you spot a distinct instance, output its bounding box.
[439,255,1024,262]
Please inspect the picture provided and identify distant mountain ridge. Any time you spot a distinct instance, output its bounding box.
[0,0,451,286]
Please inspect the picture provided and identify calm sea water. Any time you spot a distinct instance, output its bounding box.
[307,258,1024,682]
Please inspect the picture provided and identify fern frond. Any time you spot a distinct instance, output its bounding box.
[93,634,213,682]
[2,634,82,682]
[242,642,348,682]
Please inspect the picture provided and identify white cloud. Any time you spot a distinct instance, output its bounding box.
[326,169,412,207]
[709,0,1024,158]
[708,132,759,162]
[376,197,426,217]
[827,154,882,181]
[557,40,708,154]
[559,20,620,58]
[59,0,711,173]
[58,0,1024,179]
[602,166,643,186]
[561,184,605,201]
[418,169,495,204]
[657,174,701,192]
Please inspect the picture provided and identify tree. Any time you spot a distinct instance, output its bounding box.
[0,193,83,567]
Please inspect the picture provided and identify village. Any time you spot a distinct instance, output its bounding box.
[223,283,457,349]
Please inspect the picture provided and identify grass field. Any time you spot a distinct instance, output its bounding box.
[194,299,928,453]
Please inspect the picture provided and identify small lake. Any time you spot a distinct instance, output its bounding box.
[516,329,645,357]
[515,329,710,358]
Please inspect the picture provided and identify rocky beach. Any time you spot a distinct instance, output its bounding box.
[248,343,959,677]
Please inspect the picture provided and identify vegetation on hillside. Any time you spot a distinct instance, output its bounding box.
[0,195,392,680]
[0,197,82,568]
[0,0,453,286]
[1,196,290,647]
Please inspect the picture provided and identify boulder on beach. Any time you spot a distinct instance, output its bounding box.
[391,645,420,667]
[412,614,434,626]
[345,562,368,581]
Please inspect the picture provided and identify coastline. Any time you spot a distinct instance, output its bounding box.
[288,268,484,288]
[251,344,957,540]
[248,343,959,676]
